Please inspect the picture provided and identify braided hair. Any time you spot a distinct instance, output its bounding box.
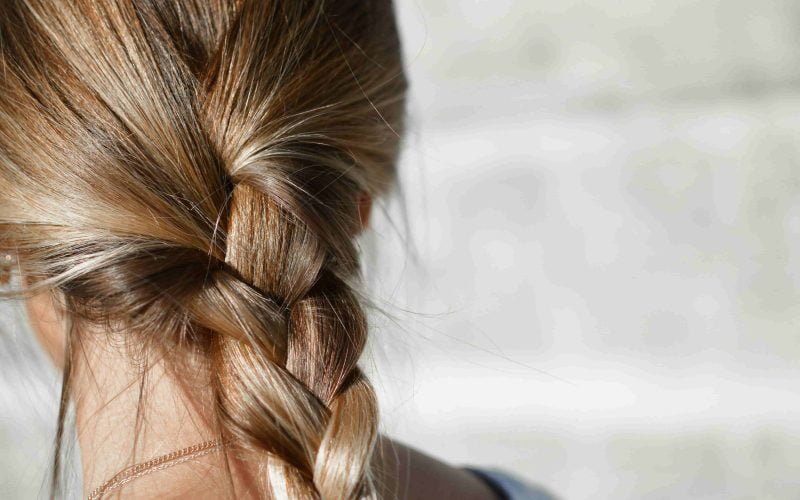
[0,0,407,498]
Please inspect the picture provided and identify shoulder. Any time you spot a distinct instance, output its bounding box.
[375,438,503,500]
[463,467,560,500]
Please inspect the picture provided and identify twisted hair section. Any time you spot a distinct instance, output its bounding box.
[0,0,407,498]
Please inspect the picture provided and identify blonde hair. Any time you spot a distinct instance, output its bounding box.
[0,0,407,498]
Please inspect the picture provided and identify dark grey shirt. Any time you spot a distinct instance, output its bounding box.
[465,468,559,500]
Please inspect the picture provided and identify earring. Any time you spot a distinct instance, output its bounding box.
[0,254,13,285]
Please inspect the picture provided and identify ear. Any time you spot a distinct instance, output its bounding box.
[23,279,67,371]
[357,191,373,233]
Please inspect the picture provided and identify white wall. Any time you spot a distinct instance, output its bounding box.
[367,1,800,498]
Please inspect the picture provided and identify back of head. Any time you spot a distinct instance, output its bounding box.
[0,0,407,498]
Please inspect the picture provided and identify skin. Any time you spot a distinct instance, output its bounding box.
[21,197,501,499]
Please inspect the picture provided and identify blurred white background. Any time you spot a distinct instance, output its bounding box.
[5,0,800,498]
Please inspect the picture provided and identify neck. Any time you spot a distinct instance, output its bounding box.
[22,287,254,497]
[73,332,263,498]
[72,332,218,491]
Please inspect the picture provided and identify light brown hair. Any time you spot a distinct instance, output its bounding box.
[0,0,407,498]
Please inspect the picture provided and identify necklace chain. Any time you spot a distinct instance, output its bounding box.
[87,438,227,500]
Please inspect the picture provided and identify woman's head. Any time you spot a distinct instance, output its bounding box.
[0,0,406,497]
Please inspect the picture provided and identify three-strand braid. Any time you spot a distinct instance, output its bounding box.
[194,181,378,499]
[194,2,405,496]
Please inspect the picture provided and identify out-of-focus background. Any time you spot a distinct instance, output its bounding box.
[4,0,800,498]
